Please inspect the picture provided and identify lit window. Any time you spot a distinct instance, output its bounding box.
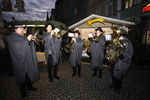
[125,0,129,8]
[125,0,134,9]
[129,0,133,7]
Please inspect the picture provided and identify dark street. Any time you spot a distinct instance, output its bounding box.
[0,54,150,100]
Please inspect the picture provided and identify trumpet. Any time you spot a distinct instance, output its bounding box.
[88,33,100,43]
[52,29,66,38]
[92,36,99,43]
[53,32,61,38]
[88,35,99,43]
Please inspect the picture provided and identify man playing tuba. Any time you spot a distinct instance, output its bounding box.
[106,27,133,93]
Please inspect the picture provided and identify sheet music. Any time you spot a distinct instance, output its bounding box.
[88,33,94,38]
[68,33,74,38]
[53,28,60,33]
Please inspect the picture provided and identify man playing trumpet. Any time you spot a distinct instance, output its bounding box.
[42,23,62,83]
[90,27,106,78]
[69,30,83,77]
[7,25,39,97]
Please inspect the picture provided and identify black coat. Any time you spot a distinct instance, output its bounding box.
[7,32,39,85]
[69,37,83,67]
[113,37,133,79]
[90,35,106,68]
[42,32,62,65]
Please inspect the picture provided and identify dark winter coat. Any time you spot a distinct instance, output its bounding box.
[7,32,39,85]
[90,35,106,68]
[42,32,62,65]
[113,37,133,79]
[69,37,83,67]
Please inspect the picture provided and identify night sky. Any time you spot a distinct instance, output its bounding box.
[0,0,56,21]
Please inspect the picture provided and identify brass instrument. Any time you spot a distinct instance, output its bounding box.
[52,30,66,38]
[52,32,61,38]
[89,32,104,43]
[92,36,99,43]
[64,39,74,53]
[106,39,125,64]
[88,35,99,43]
[105,27,126,64]
[88,32,99,43]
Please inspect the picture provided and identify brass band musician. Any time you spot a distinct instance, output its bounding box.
[7,25,39,97]
[90,27,106,78]
[107,28,133,92]
[69,30,83,77]
[42,23,62,83]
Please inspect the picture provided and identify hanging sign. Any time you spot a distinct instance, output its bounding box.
[143,4,150,13]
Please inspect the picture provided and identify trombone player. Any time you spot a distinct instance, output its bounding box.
[90,27,106,78]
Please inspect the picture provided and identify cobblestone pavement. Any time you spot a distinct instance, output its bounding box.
[0,56,150,100]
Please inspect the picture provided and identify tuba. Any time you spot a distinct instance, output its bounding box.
[105,27,126,64]
[106,39,125,64]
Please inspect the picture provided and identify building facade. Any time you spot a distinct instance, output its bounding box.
[51,0,88,26]
[116,0,150,22]
[2,0,12,11]
[0,3,4,28]
[87,0,106,16]
[87,0,111,17]
[51,0,117,26]
[1,0,25,12]
[115,0,150,63]
[15,0,25,12]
